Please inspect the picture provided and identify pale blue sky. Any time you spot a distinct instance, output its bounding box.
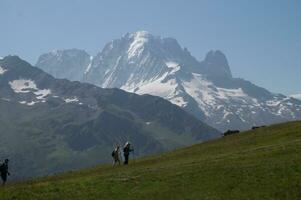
[0,0,300,95]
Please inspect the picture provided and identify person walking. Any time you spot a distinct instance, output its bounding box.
[0,159,10,186]
[123,142,134,165]
[112,145,121,166]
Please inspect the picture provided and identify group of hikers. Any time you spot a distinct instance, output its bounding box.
[111,141,134,166]
[0,142,132,186]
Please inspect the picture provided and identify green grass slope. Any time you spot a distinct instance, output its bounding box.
[1,121,301,200]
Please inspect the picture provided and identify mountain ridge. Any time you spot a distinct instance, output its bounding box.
[0,55,219,180]
[36,31,301,131]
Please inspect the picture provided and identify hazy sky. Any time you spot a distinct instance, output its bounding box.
[0,0,300,95]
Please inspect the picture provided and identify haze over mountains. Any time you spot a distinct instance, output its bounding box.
[36,31,301,131]
[0,55,219,180]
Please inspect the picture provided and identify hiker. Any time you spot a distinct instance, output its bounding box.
[123,142,134,165]
[0,159,10,186]
[112,145,121,166]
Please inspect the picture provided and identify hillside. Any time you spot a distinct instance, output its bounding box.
[1,121,300,200]
[0,55,219,180]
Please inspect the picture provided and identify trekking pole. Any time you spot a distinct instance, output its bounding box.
[133,147,136,164]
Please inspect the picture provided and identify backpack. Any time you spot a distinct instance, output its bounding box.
[111,150,116,157]
[0,163,5,173]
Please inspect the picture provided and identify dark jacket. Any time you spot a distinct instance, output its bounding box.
[123,145,133,156]
[0,163,8,175]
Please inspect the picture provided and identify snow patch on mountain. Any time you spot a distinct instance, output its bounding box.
[134,74,175,96]
[9,79,52,105]
[8,78,82,106]
[182,73,251,117]
[165,61,179,69]
[9,79,38,93]
[169,96,187,107]
[166,61,181,73]
[127,31,150,59]
[35,89,52,100]
[182,73,216,107]
[64,97,80,103]
[0,66,7,75]
[84,56,93,74]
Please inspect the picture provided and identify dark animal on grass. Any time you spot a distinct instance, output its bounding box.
[252,126,266,130]
[223,130,240,136]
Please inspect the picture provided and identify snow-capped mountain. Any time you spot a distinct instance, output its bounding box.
[36,31,301,131]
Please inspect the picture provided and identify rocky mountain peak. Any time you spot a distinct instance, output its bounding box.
[202,50,232,78]
[119,31,185,61]
[1,55,31,70]
[36,49,91,81]
[127,30,152,39]
[48,48,88,57]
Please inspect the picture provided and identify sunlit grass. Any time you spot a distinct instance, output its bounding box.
[1,121,300,200]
